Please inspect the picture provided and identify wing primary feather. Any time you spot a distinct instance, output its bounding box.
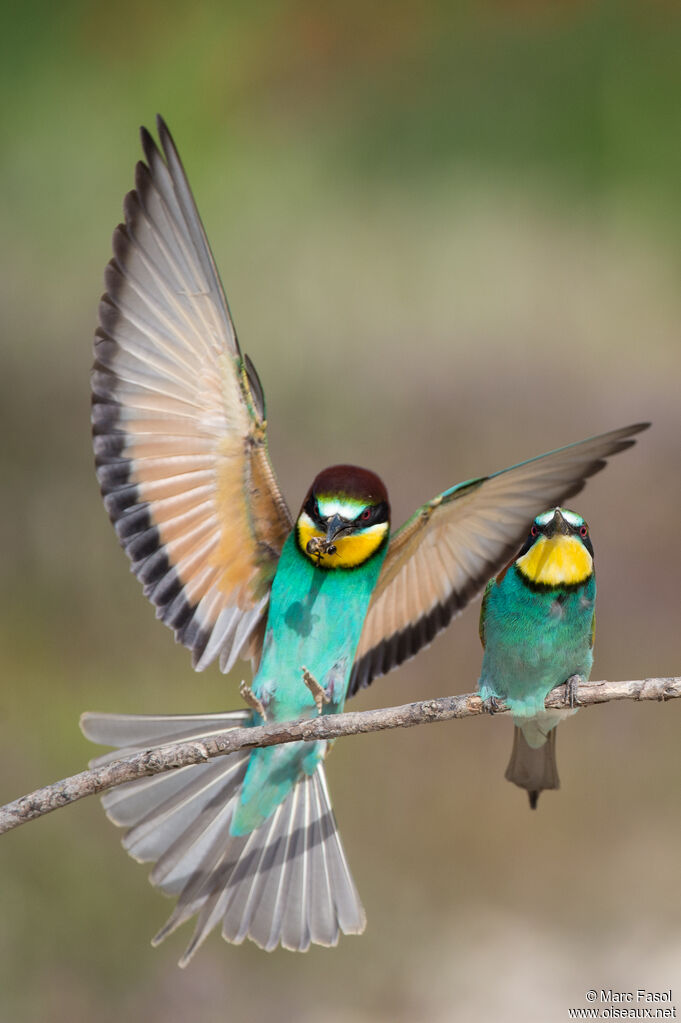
[152,116,240,355]
[93,117,293,674]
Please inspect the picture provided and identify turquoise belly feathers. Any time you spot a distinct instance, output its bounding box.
[82,116,648,962]
[479,507,596,808]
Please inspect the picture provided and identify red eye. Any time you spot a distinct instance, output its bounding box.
[580,525,588,538]
[530,524,538,537]
[361,508,372,522]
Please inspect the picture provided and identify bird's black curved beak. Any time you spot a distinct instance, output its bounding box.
[325,514,351,546]
[545,508,570,537]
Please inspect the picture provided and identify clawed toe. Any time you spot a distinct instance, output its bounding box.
[239,681,267,719]
[564,674,583,709]
[302,666,331,715]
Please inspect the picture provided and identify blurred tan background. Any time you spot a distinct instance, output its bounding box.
[2,2,680,1020]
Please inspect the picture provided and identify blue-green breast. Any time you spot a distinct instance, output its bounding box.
[479,567,596,718]
[232,531,387,835]
[254,532,386,717]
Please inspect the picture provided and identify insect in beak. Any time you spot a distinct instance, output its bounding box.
[305,514,350,559]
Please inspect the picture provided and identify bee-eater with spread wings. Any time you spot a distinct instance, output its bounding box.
[81,117,648,964]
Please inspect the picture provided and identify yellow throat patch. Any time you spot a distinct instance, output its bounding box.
[297,516,388,569]
[516,534,593,587]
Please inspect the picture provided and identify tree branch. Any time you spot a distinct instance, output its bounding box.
[1,676,679,835]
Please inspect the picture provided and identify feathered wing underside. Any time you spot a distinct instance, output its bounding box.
[92,117,292,673]
[349,422,648,694]
[80,711,365,962]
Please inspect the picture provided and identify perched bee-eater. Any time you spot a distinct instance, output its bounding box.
[478,507,596,808]
[81,117,647,963]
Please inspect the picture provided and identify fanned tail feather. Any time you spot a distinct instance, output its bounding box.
[80,710,365,962]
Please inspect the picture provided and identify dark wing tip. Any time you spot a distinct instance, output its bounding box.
[626,421,651,434]
[133,160,153,198]
[156,114,183,172]
[156,113,171,142]
[139,124,160,166]
[604,421,650,438]
[596,421,650,450]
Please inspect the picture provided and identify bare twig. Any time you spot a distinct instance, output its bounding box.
[1,676,679,835]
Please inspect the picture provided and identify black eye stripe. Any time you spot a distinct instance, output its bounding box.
[356,501,389,526]
[303,494,323,525]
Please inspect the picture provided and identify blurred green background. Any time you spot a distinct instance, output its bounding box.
[2,2,681,1020]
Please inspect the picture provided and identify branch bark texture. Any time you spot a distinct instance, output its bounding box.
[1,676,678,835]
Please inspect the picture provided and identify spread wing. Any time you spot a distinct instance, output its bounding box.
[349,422,648,694]
[92,116,293,673]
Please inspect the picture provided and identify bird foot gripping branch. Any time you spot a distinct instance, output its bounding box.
[239,681,267,720]
[302,666,331,714]
[564,674,583,709]
[481,695,505,715]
